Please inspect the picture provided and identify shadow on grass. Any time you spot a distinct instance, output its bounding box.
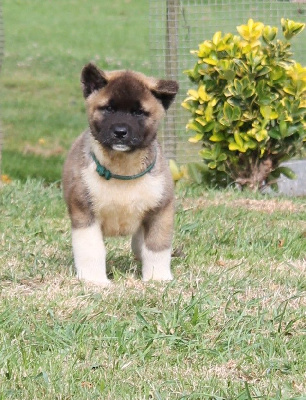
[2,150,64,183]
[106,252,142,281]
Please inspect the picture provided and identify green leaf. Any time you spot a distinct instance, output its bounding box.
[276,166,297,180]
[200,150,214,160]
[223,102,233,121]
[242,86,255,99]
[217,153,227,161]
[208,161,217,169]
[223,102,241,123]
[260,106,278,120]
[222,69,236,80]
[284,125,299,138]
[189,133,203,143]
[268,129,281,139]
[234,79,243,95]
[227,97,242,108]
[232,106,242,120]
[279,121,288,137]
[217,164,226,172]
[256,66,271,77]
[187,121,203,134]
[281,18,305,40]
[262,25,278,43]
[270,66,285,81]
[187,163,203,184]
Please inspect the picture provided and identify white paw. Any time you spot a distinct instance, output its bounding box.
[141,246,173,282]
[72,224,109,287]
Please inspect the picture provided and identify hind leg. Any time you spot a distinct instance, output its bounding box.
[140,200,174,281]
[131,227,144,261]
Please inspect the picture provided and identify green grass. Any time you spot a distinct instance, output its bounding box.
[0,180,305,399]
[1,0,306,180]
[0,0,150,181]
[2,0,306,181]
[0,3,305,398]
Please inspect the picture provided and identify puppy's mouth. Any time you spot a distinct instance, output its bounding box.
[112,144,131,152]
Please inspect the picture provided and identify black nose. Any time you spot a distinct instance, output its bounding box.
[112,125,128,139]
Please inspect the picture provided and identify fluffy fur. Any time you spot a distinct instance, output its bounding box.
[63,63,178,285]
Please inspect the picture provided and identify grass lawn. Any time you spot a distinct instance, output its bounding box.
[0,180,305,399]
[0,0,150,182]
[0,1,305,398]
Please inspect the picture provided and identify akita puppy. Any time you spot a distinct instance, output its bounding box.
[63,63,178,285]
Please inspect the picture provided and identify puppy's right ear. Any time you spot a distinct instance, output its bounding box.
[81,63,108,98]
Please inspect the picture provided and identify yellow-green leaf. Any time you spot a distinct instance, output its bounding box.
[209,132,225,142]
[234,131,244,148]
[198,85,211,102]
[187,121,202,133]
[181,101,192,111]
[212,31,222,46]
[195,117,207,127]
[228,142,246,153]
[208,161,217,169]
[169,159,184,181]
[203,58,218,66]
[260,106,278,120]
[237,19,264,42]
[255,129,268,142]
[186,89,199,100]
[281,18,305,40]
[189,133,203,143]
[205,104,213,121]
[197,40,213,57]
[262,25,278,42]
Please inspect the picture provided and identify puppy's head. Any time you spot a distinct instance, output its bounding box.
[81,63,179,152]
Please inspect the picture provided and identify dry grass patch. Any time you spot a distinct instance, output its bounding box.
[181,194,305,214]
[1,181,305,399]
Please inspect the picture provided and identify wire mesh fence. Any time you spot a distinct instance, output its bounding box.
[149,0,306,163]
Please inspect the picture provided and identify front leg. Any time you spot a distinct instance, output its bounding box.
[71,222,110,286]
[140,199,174,282]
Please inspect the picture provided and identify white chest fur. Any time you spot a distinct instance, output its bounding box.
[82,162,165,237]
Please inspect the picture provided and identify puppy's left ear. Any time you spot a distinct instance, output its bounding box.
[152,80,179,110]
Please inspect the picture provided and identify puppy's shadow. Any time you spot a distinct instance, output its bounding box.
[106,241,141,280]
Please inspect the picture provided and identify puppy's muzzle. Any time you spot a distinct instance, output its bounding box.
[111,123,129,140]
[110,123,133,151]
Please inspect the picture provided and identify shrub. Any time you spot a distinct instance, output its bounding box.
[182,18,306,190]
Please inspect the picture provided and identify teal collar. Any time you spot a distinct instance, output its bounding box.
[91,151,156,181]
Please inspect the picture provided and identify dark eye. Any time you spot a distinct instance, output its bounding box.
[98,105,115,113]
[132,109,145,117]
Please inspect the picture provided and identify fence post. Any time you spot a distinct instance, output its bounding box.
[0,1,3,176]
[164,0,179,160]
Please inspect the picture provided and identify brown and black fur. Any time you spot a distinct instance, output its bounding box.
[63,63,178,285]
